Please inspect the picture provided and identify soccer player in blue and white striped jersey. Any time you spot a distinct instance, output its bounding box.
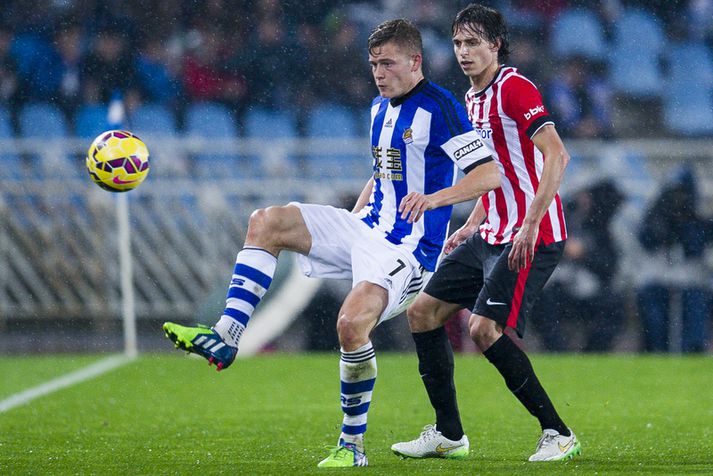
[163,18,500,468]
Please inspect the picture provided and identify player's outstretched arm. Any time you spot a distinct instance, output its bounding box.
[399,160,500,223]
[508,124,569,271]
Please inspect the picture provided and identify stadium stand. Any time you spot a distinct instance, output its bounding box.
[663,42,713,136]
[609,8,666,99]
[75,104,109,139]
[549,8,606,61]
[185,101,237,139]
[0,106,21,179]
[304,102,368,178]
[185,101,241,177]
[18,102,75,175]
[243,106,299,174]
[129,103,178,137]
[18,102,69,138]
[129,103,185,177]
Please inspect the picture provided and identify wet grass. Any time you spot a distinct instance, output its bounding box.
[0,353,711,475]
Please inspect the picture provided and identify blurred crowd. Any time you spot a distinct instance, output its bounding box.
[533,166,713,354]
[1,0,712,138]
[2,0,713,354]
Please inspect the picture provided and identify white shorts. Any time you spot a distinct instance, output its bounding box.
[292,202,431,323]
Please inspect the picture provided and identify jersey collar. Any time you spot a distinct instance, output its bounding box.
[389,78,428,107]
[467,65,506,99]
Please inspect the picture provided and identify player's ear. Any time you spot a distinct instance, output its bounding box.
[411,53,422,72]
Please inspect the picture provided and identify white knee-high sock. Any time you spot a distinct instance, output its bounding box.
[213,247,277,347]
[339,341,377,451]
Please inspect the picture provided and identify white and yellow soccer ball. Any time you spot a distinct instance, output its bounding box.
[86,130,150,192]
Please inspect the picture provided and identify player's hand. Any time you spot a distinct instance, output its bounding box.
[399,192,435,223]
[508,222,538,271]
[444,223,477,254]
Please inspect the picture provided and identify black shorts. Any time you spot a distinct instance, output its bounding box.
[423,233,564,337]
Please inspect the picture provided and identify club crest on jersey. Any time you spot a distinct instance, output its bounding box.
[524,105,545,120]
[454,139,484,159]
[402,127,413,144]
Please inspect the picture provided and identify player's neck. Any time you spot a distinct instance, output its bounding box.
[407,72,425,93]
[469,62,500,92]
[390,74,426,105]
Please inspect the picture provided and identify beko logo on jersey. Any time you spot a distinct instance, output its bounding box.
[454,139,484,159]
[524,105,545,120]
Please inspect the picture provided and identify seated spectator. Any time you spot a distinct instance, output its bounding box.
[547,55,612,138]
[135,35,182,106]
[0,21,20,111]
[532,178,626,352]
[314,17,373,113]
[244,15,307,111]
[636,165,713,353]
[687,0,713,44]
[183,24,248,111]
[29,20,85,120]
[509,33,548,89]
[81,23,140,106]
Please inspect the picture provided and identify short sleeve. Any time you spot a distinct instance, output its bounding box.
[440,130,491,172]
[428,90,492,172]
[502,76,554,139]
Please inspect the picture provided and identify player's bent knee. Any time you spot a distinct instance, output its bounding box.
[407,294,455,332]
[336,314,370,350]
[406,298,431,332]
[468,314,501,350]
[247,206,291,244]
[247,208,270,239]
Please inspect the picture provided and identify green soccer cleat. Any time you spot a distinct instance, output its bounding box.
[317,442,368,468]
[163,322,237,371]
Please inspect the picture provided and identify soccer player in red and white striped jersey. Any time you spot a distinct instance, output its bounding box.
[391,3,581,463]
[465,66,567,248]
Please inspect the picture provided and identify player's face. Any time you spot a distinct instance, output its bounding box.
[369,41,420,98]
[452,26,500,85]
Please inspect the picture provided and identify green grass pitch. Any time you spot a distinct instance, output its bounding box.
[1,353,711,475]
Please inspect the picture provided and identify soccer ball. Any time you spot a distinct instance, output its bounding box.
[86,130,150,192]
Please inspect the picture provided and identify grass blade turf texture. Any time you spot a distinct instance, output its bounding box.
[0,354,711,475]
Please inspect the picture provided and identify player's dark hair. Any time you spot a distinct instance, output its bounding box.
[368,19,423,56]
[452,3,510,63]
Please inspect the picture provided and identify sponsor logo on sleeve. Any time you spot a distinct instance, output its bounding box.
[524,105,545,120]
[454,138,484,159]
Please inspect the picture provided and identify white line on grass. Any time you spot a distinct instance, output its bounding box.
[0,354,135,413]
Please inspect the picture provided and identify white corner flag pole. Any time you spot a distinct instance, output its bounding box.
[108,92,138,358]
[117,192,137,357]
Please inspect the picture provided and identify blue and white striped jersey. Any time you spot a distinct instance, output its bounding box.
[357,79,491,271]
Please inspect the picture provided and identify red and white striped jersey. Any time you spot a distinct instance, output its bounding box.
[466,66,567,246]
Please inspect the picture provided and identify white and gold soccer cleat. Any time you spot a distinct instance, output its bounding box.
[528,428,581,462]
[391,424,469,459]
